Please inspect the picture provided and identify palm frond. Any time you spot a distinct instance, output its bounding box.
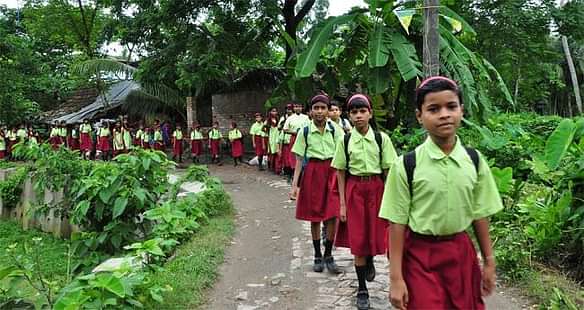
[71,58,137,80]
[368,24,392,68]
[388,31,422,82]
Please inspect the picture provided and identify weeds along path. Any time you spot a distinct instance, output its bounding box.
[205,165,531,310]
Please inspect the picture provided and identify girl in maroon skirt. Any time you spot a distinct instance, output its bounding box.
[250,113,265,170]
[172,124,185,162]
[208,121,222,164]
[190,122,203,163]
[228,122,243,166]
[289,92,343,274]
[80,119,93,159]
[331,94,398,309]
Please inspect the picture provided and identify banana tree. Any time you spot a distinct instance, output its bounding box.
[283,0,513,125]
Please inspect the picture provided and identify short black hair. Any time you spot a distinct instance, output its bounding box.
[415,78,463,110]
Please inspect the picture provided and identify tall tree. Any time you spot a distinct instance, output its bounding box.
[283,0,317,63]
[558,0,582,115]
[423,0,440,77]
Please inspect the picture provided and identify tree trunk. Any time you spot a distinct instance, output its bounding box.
[514,67,521,104]
[561,35,582,115]
[283,0,317,64]
[423,0,440,77]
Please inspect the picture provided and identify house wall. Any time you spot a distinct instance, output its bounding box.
[211,90,273,135]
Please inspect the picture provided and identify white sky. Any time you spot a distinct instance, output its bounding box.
[1,0,366,15]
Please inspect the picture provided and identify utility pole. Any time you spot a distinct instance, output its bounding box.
[423,0,440,77]
[560,0,582,114]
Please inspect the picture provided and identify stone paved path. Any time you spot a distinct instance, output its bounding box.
[205,165,532,310]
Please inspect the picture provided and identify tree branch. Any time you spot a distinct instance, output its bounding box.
[295,0,316,25]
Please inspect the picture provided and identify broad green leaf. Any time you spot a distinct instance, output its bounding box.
[134,188,147,205]
[491,167,513,194]
[393,9,415,34]
[441,15,462,33]
[439,6,476,35]
[113,197,129,219]
[274,20,296,49]
[368,24,392,68]
[101,276,125,298]
[367,66,391,94]
[142,157,151,170]
[545,119,576,170]
[75,201,91,217]
[99,188,114,204]
[575,118,584,138]
[389,32,422,81]
[295,14,357,78]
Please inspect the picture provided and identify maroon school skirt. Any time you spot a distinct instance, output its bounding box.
[191,140,202,155]
[288,135,298,167]
[67,137,79,150]
[0,150,4,159]
[80,133,92,151]
[253,136,264,156]
[281,143,292,169]
[50,136,62,150]
[404,230,484,310]
[296,159,339,222]
[97,136,110,152]
[231,139,243,157]
[173,139,183,156]
[335,176,388,256]
[210,139,220,156]
[154,141,163,151]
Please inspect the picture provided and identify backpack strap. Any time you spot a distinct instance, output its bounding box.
[303,126,309,159]
[374,131,383,170]
[464,147,480,173]
[403,150,416,198]
[344,133,351,171]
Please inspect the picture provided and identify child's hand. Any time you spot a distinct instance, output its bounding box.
[339,203,347,222]
[482,259,496,296]
[289,186,299,200]
[390,278,408,310]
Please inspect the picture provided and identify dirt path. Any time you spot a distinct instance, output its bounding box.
[205,165,531,309]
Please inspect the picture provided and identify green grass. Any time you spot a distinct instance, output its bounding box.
[514,264,584,308]
[147,211,235,309]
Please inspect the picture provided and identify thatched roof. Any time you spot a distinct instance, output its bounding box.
[41,88,99,122]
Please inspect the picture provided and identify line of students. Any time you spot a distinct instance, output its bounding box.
[286,77,502,310]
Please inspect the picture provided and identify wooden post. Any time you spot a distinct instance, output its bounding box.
[423,0,440,77]
[186,96,194,129]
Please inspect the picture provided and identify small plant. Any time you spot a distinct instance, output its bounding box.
[0,166,28,209]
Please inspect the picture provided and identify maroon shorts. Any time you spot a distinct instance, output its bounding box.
[253,135,264,156]
[173,139,183,156]
[335,176,388,256]
[231,139,243,157]
[191,140,202,156]
[296,159,338,222]
[404,230,484,310]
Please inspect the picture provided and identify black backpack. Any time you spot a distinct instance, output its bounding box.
[343,131,384,176]
[403,147,479,198]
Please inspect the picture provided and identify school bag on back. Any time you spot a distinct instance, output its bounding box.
[403,147,479,198]
[297,121,336,187]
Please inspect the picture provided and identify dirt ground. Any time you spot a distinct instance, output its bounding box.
[204,164,532,310]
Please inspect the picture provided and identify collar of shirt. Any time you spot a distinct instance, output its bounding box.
[310,121,334,134]
[423,136,466,166]
[350,126,375,142]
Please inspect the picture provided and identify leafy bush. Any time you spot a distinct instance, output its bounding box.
[70,149,172,254]
[0,166,28,209]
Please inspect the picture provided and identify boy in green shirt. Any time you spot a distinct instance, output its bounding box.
[379,76,502,310]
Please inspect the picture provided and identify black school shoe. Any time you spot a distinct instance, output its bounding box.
[324,256,342,274]
[313,257,324,272]
[366,257,376,282]
[356,290,370,310]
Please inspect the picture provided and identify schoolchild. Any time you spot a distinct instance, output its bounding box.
[278,104,294,182]
[190,122,204,163]
[134,125,144,147]
[7,127,17,159]
[283,102,310,173]
[49,123,61,150]
[80,119,93,159]
[289,92,343,274]
[153,123,164,151]
[331,94,397,309]
[172,124,185,162]
[71,124,80,150]
[228,122,244,166]
[265,107,281,173]
[142,127,151,149]
[96,121,112,160]
[59,121,68,147]
[379,76,503,310]
[122,121,132,151]
[249,113,266,170]
[113,122,125,156]
[16,124,27,142]
[329,100,352,133]
[208,121,223,164]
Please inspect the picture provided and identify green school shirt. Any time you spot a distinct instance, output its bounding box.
[50,128,59,138]
[81,124,92,133]
[283,113,309,135]
[291,121,343,160]
[331,127,397,176]
[249,122,266,137]
[142,132,150,143]
[99,128,110,137]
[209,129,222,140]
[135,129,143,141]
[378,137,504,236]
[228,129,242,141]
[113,130,124,150]
[59,128,67,137]
[191,130,204,140]
[279,116,292,144]
[173,130,184,140]
[267,126,280,154]
[0,137,5,151]
[16,129,27,140]
[123,129,132,147]
[154,130,163,141]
